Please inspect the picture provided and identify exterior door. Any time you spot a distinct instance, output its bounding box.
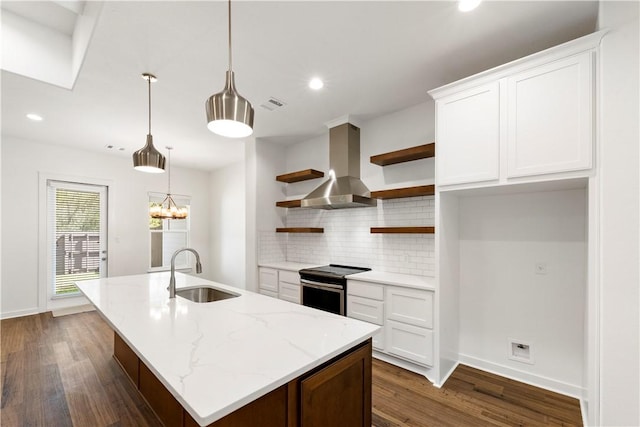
[47,180,108,300]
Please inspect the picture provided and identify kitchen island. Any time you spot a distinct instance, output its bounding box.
[77,272,379,427]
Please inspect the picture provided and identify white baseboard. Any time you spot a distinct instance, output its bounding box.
[51,304,95,317]
[0,307,41,320]
[458,353,583,399]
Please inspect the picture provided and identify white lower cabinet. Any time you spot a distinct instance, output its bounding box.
[347,294,385,350]
[386,320,434,367]
[348,296,384,325]
[347,279,434,367]
[278,270,300,303]
[259,267,278,298]
[387,286,433,329]
[259,267,302,304]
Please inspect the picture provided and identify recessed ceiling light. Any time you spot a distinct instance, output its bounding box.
[26,113,43,121]
[309,77,324,90]
[458,0,481,12]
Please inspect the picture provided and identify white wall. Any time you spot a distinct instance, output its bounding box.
[254,139,287,267]
[597,2,640,425]
[209,160,246,289]
[1,137,212,318]
[458,189,587,397]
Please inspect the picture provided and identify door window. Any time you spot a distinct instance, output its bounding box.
[47,181,107,297]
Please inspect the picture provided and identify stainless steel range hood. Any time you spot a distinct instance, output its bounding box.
[301,123,377,209]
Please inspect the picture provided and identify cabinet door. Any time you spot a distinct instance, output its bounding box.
[259,268,278,293]
[436,81,500,185]
[386,320,433,367]
[347,296,384,325]
[507,51,593,177]
[300,341,372,427]
[279,282,301,304]
[386,287,433,329]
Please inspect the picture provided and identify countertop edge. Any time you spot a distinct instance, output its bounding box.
[347,271,436,291]
[258,261,321,271]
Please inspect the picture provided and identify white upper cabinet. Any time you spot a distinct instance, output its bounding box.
[436,82,500,185]
[506,52,593,177]
[430,31,604,189]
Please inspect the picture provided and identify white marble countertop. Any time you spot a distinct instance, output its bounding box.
[258,261,322,271]
[77,272,379,426]
[347,270,436,291]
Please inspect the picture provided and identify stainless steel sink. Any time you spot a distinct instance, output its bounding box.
[175,286,239,303]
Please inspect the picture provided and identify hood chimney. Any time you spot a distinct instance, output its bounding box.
[301,122,376,209]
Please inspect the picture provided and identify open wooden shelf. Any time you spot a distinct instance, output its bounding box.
[371,185,435,200]
[370,226,435,234]
[276,169,324,183]
[370,143,435,166]
[276,199,302,208]
[276,228,324,233]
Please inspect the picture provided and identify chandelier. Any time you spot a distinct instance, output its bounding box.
[149,147,188,219]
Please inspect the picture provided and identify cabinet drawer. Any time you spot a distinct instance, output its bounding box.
[347,280,384,300]
[278,270,299,284]
[279,282,300,304]
[347,296,384,325]
[386,320,433,367]
[259,268,278,293]
[387,287,433,329]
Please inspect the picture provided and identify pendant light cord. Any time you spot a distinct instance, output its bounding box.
[167,148,171,194]
[148,76,152,135]
[228,0,232,72]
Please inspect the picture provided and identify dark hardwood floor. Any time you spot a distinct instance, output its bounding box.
[372,360,582,427]
[1,311,582,427]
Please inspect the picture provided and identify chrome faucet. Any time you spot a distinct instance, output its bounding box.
[168,248,203,298]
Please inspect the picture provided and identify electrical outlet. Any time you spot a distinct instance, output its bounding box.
[535,262,547,275]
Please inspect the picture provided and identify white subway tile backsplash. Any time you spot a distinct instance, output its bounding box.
[264,196,435,277]
[257,231,287,263]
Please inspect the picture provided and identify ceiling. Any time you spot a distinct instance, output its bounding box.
[1,1,599,171]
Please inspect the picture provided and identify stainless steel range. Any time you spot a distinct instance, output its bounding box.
[299,264,371,315]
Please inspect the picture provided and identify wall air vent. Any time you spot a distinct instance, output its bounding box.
[260,97,287,111]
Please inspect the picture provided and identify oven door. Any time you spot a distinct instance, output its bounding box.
[300,279,345,315]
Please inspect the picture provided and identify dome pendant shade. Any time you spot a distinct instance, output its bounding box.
[133,134,166,173]
[206,71,254,138]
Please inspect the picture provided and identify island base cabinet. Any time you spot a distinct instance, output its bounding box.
[184,384,290,427]
[113,333,139,387]
[300,340,372,427]
[113,332,372,427]
[139,363,184,427]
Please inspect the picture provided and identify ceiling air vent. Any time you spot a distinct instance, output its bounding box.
[260,97,287,111]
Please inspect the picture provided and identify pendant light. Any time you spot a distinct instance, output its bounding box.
[149,147,188,220]
[133,73,166,173]
[205,0,254,138]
